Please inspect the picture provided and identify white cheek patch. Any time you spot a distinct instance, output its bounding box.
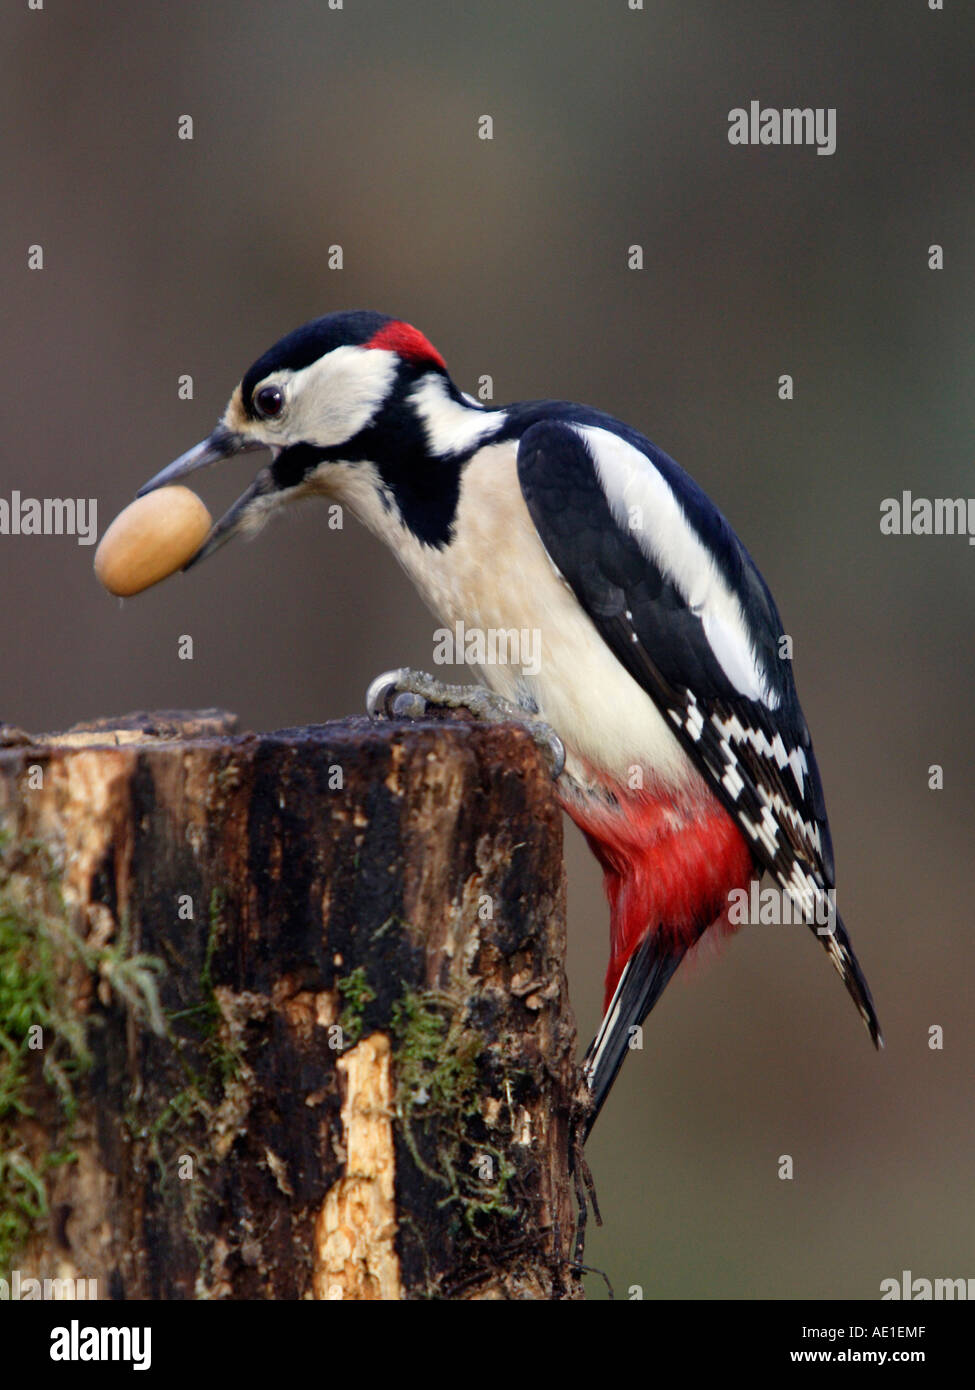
[572,424,777,709]
[409,375,507,456]
[270,346,399,450]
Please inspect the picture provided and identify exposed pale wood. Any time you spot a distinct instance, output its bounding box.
[313,1033,401,1301]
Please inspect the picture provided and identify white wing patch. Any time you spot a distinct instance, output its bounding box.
[712,710,822,860]
[571,424,778,709]
[672,689,826,883]
[712,710,809,798]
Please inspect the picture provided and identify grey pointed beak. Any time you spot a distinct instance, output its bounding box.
[138,426,274,570]
[137,426,262,497]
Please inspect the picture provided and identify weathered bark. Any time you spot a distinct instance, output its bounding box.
[0,711,581,1300]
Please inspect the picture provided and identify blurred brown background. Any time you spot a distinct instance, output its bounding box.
[2,0,973,1299]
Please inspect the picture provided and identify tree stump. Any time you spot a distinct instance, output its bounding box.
[0,711,581,1300]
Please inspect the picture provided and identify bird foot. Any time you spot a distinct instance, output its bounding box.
[365,667,566,780]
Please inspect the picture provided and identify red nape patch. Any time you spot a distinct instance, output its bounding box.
[366,320,447,370]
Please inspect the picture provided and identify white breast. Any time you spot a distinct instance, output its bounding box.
[324,442,702,794]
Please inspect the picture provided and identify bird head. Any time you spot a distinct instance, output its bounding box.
[138,310,454,565]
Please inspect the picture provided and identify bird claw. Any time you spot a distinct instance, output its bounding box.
[364,669,414,719]
[532,725,566,781]
[364,667,566,781]
[390,691,428,719]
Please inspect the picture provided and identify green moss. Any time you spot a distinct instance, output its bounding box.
[337,966,376,1044]
[204,888,225,994]
[391,987,516,1232]
[142,1080,213,1276]
[0,825,164,1267]
[163,888,227,1044]
[391,989,481,1118]
[129,882,256,1288]
[141,883,239,1162]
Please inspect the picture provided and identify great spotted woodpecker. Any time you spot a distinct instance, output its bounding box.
[139,310,882,1135]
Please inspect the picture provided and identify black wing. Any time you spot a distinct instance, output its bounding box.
[517,418,881,1070]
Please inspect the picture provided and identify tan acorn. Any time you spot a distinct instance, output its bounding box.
[94,486,212,596]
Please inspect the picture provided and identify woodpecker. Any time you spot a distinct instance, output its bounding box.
[139,310,882,1135]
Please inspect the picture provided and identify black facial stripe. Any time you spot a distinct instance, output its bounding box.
[271,443,324,491]
[269,426,463,550]
[265,361,469,546]
[372,448,461,547]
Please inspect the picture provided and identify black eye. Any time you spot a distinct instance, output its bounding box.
[253,384,284,419]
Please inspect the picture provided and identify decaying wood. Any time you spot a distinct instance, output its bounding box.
[0,710,581,1300]
[313,1032,401,1300]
